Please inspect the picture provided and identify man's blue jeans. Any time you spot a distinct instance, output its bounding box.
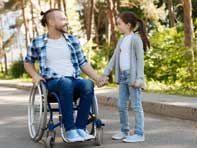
[46,77,94,131]
[118,70,144,136]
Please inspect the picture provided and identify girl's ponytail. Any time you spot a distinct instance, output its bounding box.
[136,18,150,52]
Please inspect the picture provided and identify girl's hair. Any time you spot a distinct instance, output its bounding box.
[118,11,150,52]
[40,8,61,27]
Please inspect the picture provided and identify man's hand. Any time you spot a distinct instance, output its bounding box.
[24,63,46,85]
[96,76,109,87]
[32,74,46,86]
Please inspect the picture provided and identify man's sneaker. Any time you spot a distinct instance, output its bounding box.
[66,129,84,142]
[112,132,129,140]
[123,134,144,143]
[77,129,95,141]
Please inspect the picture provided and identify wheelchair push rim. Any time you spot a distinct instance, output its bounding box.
[28,81,47,141]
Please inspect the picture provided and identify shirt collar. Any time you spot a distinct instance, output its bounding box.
[43,32,70,42]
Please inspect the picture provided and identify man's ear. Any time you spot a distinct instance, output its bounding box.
[47,19,55,26]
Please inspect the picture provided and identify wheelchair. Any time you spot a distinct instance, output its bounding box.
[27,81,104,148]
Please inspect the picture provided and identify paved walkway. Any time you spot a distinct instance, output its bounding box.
[0,80,197,121]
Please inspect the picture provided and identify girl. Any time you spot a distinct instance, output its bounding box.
[103,11,150,143]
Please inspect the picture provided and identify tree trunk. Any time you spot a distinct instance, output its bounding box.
[106,0,117,83]
[38,0,41,6]
[50,0,52,8]
[63,0,67,15]
[84,0,94,41]
[106,0,116,48]
[54,0,58,8]
[57,0,61,10]
[4,53,7,75]
[167,0,175,27]
[93,8,99,45]
[0,60,3,73]
[21,0,30,48]
[182,0,195,78]
[93,3,101,46]
[30,0,39,37]
[182,0,193,47]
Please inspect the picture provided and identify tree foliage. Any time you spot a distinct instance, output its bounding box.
[0,0,197,94]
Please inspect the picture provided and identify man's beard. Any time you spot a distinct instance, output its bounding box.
[56,25,68,33]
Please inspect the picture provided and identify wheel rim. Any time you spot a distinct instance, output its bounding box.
[28,82,47,141]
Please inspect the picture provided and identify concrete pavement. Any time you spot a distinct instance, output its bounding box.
[0,79,197,121]
[0,86,196,148]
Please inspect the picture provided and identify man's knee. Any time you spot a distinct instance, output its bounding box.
[59,77,73,91]
[81,79,94,93]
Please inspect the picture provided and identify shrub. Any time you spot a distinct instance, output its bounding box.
[145,25,197,84]
[9,60,26,78]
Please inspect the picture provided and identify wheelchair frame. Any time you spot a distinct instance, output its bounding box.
[27,81,104,148]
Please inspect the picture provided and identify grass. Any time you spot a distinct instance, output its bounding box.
[102,81,197,97]
[0,72,32,82]
[145,81,197,97]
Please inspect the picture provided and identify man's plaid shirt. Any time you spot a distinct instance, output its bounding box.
[24,33,88,79]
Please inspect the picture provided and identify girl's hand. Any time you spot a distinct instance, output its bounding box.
[133,80,141,88]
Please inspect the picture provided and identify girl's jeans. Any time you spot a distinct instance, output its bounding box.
[118,70,144,136]
[46,76,94,131]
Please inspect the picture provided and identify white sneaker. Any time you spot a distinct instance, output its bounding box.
[112,132,129,140]
[77,129,95,141]
[66,129,84,142]
[123,134,144,143]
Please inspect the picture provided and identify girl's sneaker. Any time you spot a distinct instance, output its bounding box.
[122,134,144,143]
[112,132,129,140]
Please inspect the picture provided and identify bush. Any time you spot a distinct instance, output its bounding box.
[9,60,26,78]
[145,25,197,84]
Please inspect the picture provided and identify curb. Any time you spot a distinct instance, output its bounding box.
[95,90,197,122]
[0,81,197,121]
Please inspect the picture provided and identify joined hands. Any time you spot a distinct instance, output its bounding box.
[96,76,109,87]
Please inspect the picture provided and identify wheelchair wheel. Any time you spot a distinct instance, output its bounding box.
[28,81,47,141]
[94,96,104,145]
[86,95,103,145]
[95,127,103,146]
[46,136,55,148]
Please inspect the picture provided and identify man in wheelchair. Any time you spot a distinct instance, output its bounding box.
[24,8,107,143]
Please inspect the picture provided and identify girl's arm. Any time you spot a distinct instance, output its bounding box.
[134,36,144,87]
[103,39,122,76]
[103,48,117,77]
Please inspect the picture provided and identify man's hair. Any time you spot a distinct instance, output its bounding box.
[40,9,61,27]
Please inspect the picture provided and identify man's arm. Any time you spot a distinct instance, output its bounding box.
[81,63,99,82]
[24,62,45,85]
[81,63,108,86]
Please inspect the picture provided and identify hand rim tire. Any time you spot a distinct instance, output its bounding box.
[28,82,47,141]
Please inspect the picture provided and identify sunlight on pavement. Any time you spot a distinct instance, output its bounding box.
[0,116,26,126]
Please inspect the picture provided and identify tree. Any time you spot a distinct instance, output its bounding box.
[182,0,195,78]
[167,0,175,27]
[62,0,67,15]
[182,0,193,47]
[106,0,116,48]
[30,0,39,38]
[57,0,61,10]
[85,0,94,41]
[21,0,30,48]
